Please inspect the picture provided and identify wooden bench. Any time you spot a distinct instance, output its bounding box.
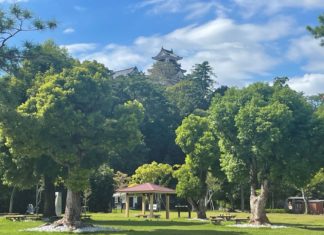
[234,218,249,224]
[25,215,42,220]
[5,215,26,221]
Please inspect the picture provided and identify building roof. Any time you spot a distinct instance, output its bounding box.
[116,183,176,194]
[112,66,138,79]
[152,47,182,61]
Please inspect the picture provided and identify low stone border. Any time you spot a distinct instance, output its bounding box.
[23,224,121,233]
[228,224,287,229]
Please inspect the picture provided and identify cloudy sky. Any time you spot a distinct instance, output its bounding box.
[4,0,324,95]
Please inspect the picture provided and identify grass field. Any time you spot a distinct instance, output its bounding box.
[1,210,324,235]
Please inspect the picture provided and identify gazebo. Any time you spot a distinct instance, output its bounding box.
[116,183,176,219]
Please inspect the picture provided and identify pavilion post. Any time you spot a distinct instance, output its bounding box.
[142,194,146,215]
[166,194,170,219]
[125,193,130,217]
[149,193,154,218]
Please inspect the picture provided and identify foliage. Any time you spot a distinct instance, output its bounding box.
[131,161,173,186]
[0,4,56,73]
[174,114,220,218]
[166,62,215,117]
[307,14,324,46]
[209,81,323,222]
[111,74,183,168]
[113,171,130,190]
[0,60,144,193]
[88,164,114,212]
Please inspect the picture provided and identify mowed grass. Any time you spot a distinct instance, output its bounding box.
[1,210,324,235]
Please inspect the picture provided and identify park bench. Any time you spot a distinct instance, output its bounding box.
[5,215,26,221]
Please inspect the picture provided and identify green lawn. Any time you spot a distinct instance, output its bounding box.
[1,211,324,235]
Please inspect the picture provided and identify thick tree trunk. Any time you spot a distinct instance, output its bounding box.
[55,188,82,228]
[250,179,270,225]
[188,197,207,219]
[9,187,16,213]
[197,198,207,219]
[43,176,56,218]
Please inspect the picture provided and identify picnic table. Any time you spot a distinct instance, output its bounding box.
[210,214,236,221]
[5,214,41,221]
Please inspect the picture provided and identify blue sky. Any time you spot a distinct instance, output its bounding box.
[3,0,324,95]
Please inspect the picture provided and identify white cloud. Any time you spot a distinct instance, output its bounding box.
[287,36,324,73]
[0,0,28,3]
[289,74,324,95]
[134,0,226,19]
[60,43,97,54]
[63,27,75,34]
[77,16,296,87]
[233,0,324,17]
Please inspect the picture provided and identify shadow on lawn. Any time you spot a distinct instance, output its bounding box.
[89,229,248,235]
[91,219,209,227]
[275,222,324,231]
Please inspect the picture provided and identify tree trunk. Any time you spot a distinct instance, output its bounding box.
[250,179,270,225]
[43,176,56,218]
[188,197,207,219]
[54,188,82,228]
[240,185,245,211]
[301,188,308,214]
[9,187,16,213]
[197,198,207,219]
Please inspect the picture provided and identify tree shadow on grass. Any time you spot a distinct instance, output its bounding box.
[91,229,248,235]
[91,219,209,227]
[274,222,324,231]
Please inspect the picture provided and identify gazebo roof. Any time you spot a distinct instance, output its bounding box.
[116,183,176,194]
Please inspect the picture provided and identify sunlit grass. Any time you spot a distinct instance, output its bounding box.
[1,210,324,235]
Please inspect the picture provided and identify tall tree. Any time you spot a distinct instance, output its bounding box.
[0,41,72,217]
[209,81,321,224]
[174,113,220,219]
[0,61,144,228]
[166,61,215,117]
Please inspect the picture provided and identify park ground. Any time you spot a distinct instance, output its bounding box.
[1,211,324,235]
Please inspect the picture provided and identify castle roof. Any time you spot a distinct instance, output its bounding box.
[152,47,182,61]
[112,67,138,79]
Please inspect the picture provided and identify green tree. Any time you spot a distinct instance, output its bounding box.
[307,14,324,46]
[0,61,144,227]
[209,81,321,224]
[111,74,183,167]
[174,114,220,219]
[0,41,72,217]
[131,161,173,186]
[166,62,215,117]
[88,164,114,212]
[0,4,56,73]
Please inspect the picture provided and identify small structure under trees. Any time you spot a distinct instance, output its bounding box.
[116,183,175,219]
